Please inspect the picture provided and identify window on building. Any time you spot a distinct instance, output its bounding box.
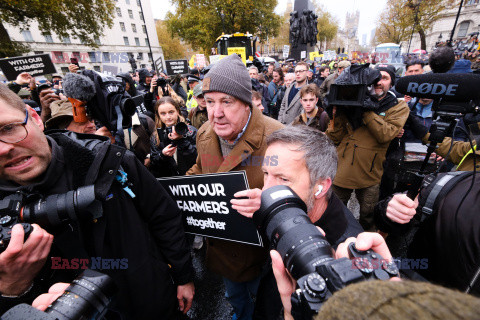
[62,36,71,44]
[120,22,126,32]
[95,38,101,45]
[128,52,134,60]
[137,52,143,60]
[128,9,133,19]
[148,53,153,62]
[139,11,144,21]
[42,32,54,43]
[103,52,111,62]
[145,38,149,47]
[457,21,470,38]
[94,66,101,72]
[116,7,122,17]
[125,0,130,4]
[53,51,64,62]
[88,52,97,62]
[137,0,141,6]
[131,24,137,33]
[135,37,140,46]
[124,37,130,46]
[142,25,147,34]
[21,30,34,42]
[466,0,479,5]
[61,67,69,74]
[72,52,81,60]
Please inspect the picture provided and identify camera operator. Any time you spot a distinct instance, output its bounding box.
[0,84,194,319]
[326,64,409,231]
[232,126,363,319]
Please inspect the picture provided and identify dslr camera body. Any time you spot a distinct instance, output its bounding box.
[0,185,102,252]
[157,122,189,147]
[253,185,399,319]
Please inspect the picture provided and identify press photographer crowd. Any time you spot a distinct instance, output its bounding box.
[1,42,480,320]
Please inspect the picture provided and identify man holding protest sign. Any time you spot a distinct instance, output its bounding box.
[187,53,283,320]
[231,125,363,319]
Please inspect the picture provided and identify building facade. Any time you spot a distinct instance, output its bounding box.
[406,0,480,52]
[5,0,164,76]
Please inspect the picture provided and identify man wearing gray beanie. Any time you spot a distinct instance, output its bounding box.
[187,54,283,319]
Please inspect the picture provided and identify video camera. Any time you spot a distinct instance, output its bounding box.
[62,71,137,145]
[0,269,116,320]
[396,73,480,198]
[253,185,399,319]
[325,63,381,110]
[0,185,102,252]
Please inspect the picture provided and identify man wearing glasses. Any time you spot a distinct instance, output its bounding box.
[278,61,310,124]
[0,84,194,319]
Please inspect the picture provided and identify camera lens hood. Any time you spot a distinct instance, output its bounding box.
[253,185,307,230]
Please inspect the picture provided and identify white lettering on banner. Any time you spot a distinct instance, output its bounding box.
[169,183,226,197]
[176,200,229,214]
[186,216,226,230]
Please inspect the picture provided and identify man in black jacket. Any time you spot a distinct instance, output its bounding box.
[0,83,194,319]
[232,126,363,319]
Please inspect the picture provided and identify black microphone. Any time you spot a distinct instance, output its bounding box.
[396,73,480,102]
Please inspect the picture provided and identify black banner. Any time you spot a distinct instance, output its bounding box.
[0,54,57,81]
[158,171,263,246]
[165,59,188,76]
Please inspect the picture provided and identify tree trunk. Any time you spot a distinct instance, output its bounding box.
[418,28,426,51]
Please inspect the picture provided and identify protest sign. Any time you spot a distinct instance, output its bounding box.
[209,55,226,64]
[0,54,57,81]
[102,65,118,76]
[227,47,247,64]
[283,45,290,58]
[158,171,263,246]
[195,54,206,69]
[165,59,188,76]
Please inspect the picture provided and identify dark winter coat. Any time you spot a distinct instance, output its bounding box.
[0,131,193,319]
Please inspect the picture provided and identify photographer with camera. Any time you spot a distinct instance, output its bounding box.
[135,68,153,93]
[0,83,194,319]
[326,64,409,231]
[150,97,197,177]
[231,126,362,319]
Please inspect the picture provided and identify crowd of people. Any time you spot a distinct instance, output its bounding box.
[0,43,479,320]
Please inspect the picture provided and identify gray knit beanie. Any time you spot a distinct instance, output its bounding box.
[202,54,252,105]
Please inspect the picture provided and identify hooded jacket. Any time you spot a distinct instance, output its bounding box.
[327,93,409,189]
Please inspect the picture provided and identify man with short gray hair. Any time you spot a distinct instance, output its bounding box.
[232,125,362,319]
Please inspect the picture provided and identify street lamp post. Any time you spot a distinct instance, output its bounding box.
[220,10,226,34]
[407,0,422,54]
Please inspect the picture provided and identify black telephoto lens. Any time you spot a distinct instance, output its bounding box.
[253,185,335,279]
[45,269,117,320]
[21,186,102,228]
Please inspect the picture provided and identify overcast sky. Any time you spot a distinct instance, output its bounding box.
[149,0,387,44]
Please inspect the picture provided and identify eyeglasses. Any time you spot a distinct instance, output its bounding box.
[294,70,307,74]
[0,109,29,144]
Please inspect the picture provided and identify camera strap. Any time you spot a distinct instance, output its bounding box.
[418,171,473,220]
